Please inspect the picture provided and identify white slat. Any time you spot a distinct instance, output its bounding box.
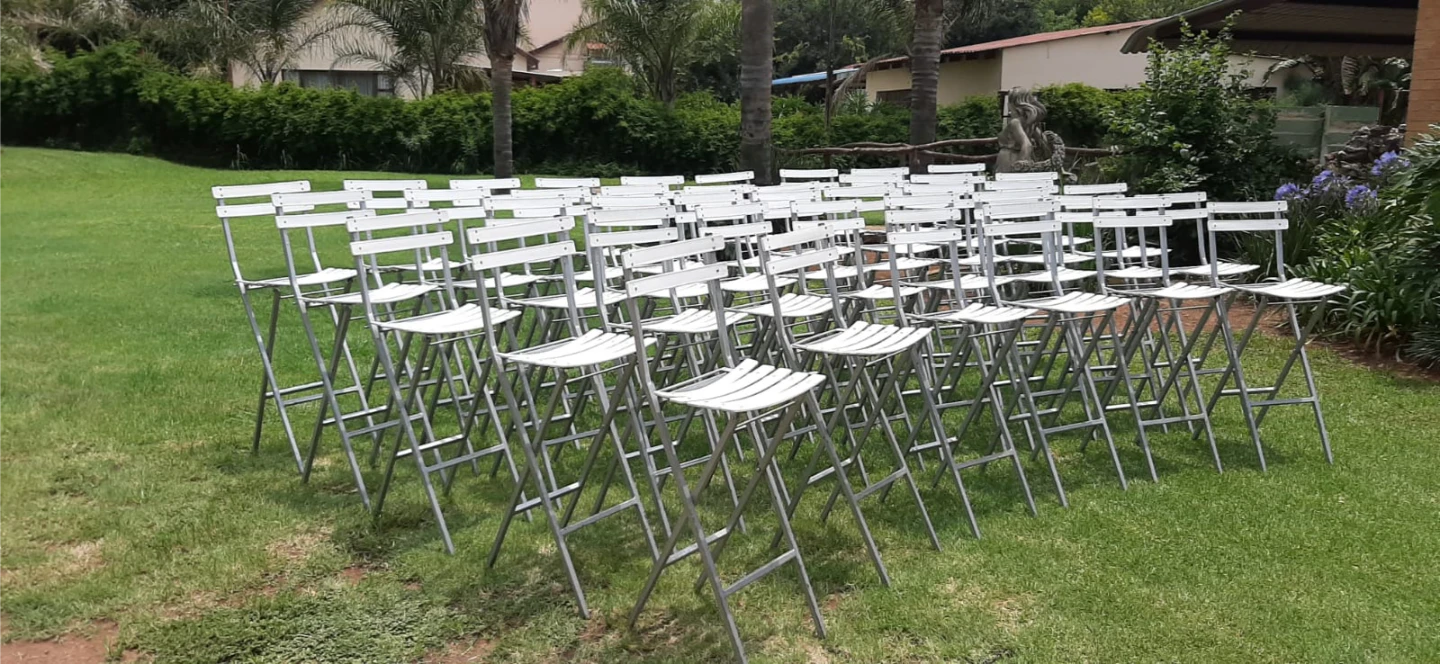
[694,171,754,185]
[589,227,678,248]
[277,209,375,229]
[995,171,1059,182]
[984,200,1058,220]
[451,177,522,191]
[766,224,832,250]
[472,241,576,271]
[1210,218,1289,232]
[794,200,860,217]
[468,216,574,244]
[851,166,908,176]
[212,180,309,199]
[696,202,765,222]
[592,194,668,209]
[1065,182,1128,195]
[891,228,967,244]
[839,172,904,184]
[621,175,684,186]
[348,210,448,233]
[1096,195,1168,210]
[825,184,891,199]
[589,206,675,226]
[779,168,839,180]
[702,221,771,239]
[1211,201,1287,214]
[344,179,427,192]
[769,247,841,274]
[623,235,723,268]
[274,190,370,207]
[928,163,986,174]
[351,231,452,257]
[535,177,600,188]
[796,217,863,232]
[216,202,277,218]
[983,220,1061,237]
[405,188,489,204]
[910,173,981,185]
[626,263,729,298]
[886,208,955,225]
[1164,191,1208,204]
[1094,213,1171,228]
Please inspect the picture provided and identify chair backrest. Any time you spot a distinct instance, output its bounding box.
[1207,200,1289,281]
[980,200,1063,296]
[909,173,983,187]
[1091,211,1173,285]
[211,180,312,283]
[486,194,585,216]
[510,186,590,201]
[599,184,672,198]
[850,166,909,177]
[468,215,584,333]
[760,223,845,327]
[824,183,893,201]
[451,178,522,204]
[347,211,460,309]
[928,163,987,174]
[343,179,428,210]
[620,175,685,188]
[779,168,839,183]
[1064,182,1127,196]
[889,226,973,321]
[591,193,670,209]
[904,182,980,197]
[620,235,735,366]
[694,170,754,185]
[1162,191,1210,263]
[886,192,964,211]
[534,176,600,189]
[839,172,906,185]
[674,189,745,210]
[982,179,1059,194]
[994,171,1059,183]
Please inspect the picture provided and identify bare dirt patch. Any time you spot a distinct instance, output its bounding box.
[266,526,334,564]
[423,636,495,663]
[0,620,146,664]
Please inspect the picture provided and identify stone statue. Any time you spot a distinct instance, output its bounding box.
[996,87,1068,177]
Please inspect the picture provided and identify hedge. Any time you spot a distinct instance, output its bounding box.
[1,43,1122,175]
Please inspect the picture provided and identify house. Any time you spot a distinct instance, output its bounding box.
[230,0,594,98]
[1124,0,1429,143]
[861,20,1297,106]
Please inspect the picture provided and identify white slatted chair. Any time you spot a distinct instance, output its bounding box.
[977,200,1142,504]
[479,217,661,616]
[622,236,827,664]
[346,213,525,554]
[213,180,339,471]
[1198,201,1345,470]
[1166,192,1259,281]
[344,178,428,210]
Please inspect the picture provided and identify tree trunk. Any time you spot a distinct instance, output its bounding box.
[491,53,515,177]
[739,0,775,185]
[909,0,944,173]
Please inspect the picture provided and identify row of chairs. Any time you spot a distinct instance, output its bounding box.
[211,167,1342,663]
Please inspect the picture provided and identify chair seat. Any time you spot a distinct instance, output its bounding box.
[1014,267,1095,283]
[1131,281,1231,300]
[920,302,1037,325]
[1230,278,1346,300]
[454,271,548,290]
[656,359,827,413]
[310,282,436,306]
[642,309,750,334]
[249,267,357,289]
[1012,252,1091,265]
[721,273,796,292]
[1174,261,1260,278]
[1024,291,1131,314]
[794,321,931,357]
[916,274,1011,290]
[846,284,924,300]
[573,266,624,282]
[513,287,627,309]
[1105,266,1166,280]
[805,265,864,280]
[500,329,653,368]
[734,293,835,318]
[376,302,520,335]
[865,256,940,272]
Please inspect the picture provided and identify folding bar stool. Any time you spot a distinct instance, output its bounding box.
[1200,201,1346,469]
[978,201,1141,504]
[739,224,907,584]
[478,217,661,615]
[620,237,827,664]
[928,162,987,174]
[900,226,1040,536]
[1166,192,1261,282]
[779,168,840,183]
[344,214,525,553]
[212,181,359,471]
[1088,210,1224,471]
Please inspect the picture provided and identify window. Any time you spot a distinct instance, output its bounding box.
[876,89,911,107]
[282,70,395,97]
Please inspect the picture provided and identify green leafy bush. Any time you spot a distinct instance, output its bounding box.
[1036,82,1129,147]
[1102,22,1305,200]
[4,43,1131,175]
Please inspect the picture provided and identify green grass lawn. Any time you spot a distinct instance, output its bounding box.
[2,146,1439,663]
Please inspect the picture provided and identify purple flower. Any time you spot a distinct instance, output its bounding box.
[1274,183,1302,200]
[1345,184,1376,209]
[1312,170,1334,188]
[1371,150,1410,177]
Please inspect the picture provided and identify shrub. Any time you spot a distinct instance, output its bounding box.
[1035,83,1126,147]
[1102,21,1305,200]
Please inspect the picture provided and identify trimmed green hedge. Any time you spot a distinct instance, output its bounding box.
[1,43,1122,174]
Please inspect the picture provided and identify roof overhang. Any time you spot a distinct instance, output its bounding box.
[1121,0,1417,58]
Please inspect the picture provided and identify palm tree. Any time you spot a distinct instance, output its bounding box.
[738,0,774,183]
[332,0,486,97]
[480,0,524,177]
[5,0,141,51]
[907,0,943,168]
[567,0,738,107]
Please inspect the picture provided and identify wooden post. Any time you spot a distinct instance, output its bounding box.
[1408,0,1439,144]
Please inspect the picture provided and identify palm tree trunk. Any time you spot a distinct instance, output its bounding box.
[738,0,775,185]
[491,53,515,177]
[909,0,943,172]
